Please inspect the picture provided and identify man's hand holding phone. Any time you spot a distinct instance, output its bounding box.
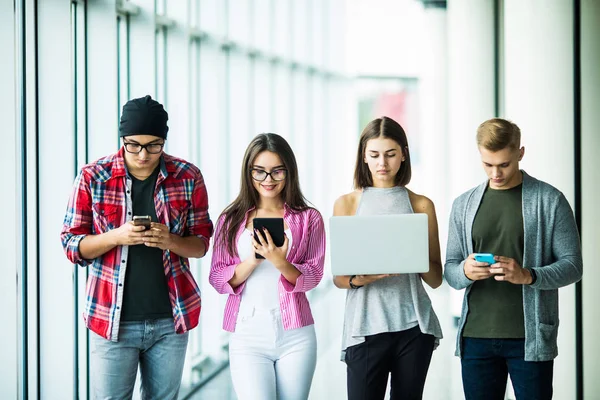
[111,219,147,246]
[489,256,533,284]
[464,253,495,281]
[143,222,175,250]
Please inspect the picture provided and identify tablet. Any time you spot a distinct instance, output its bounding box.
[253,217,285,259]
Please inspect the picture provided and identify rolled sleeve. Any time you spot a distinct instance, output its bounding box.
[60,170,93,266]
[62,233,92,266]
[188,172,214,241]
[209,216,244,295]
[210,262,245,295]
[282,210,326,293]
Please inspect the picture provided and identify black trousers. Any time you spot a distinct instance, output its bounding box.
[345,326,435,400]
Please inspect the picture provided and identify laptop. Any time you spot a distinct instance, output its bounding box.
[329,213,429,275]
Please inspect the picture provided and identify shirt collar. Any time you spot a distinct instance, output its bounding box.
[113,147,168,181]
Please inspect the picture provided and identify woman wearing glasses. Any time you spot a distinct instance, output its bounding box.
[209,133,326,400]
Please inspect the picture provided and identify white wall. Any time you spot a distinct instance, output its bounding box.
[0,0,19,398]
[581,0,600,397]
[345,0,425,77]
[445,8,497,394]
[503,1,576,398]
[447,0,496,198]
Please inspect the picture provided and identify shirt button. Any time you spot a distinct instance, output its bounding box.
[128,212,131,215]
[119,283,123,287]
[127,190,130,194]
[121,260,125,263]
[116,306,120,310]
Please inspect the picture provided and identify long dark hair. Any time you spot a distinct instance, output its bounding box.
[353,116,412,189]
[217,133,310,257]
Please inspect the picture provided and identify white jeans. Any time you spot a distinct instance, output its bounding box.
[229,307,317,400]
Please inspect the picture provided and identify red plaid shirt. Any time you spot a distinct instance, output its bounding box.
[60,148,213,341]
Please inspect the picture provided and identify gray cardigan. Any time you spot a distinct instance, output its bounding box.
[444,171,583,361]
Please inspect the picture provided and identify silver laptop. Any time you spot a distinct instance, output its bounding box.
[329,214,429,275]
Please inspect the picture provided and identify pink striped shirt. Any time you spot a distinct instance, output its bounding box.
[209,205,325,332]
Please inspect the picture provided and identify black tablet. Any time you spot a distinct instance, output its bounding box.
[253,217,285,259]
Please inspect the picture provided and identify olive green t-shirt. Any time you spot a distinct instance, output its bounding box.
[463,183,525,338]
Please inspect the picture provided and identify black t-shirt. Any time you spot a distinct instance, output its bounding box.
[463,183,525,339]
[120,167,172,321]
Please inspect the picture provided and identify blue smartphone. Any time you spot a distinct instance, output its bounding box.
[474,253,496,265]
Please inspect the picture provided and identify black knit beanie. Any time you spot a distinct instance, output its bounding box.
[119,95,169,139]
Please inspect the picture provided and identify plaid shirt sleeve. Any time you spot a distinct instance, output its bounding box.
[60,170,94,266]
[187,170,213,251]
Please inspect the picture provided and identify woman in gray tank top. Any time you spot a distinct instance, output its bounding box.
[332,117,443,400]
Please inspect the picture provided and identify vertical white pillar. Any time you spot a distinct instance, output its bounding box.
[444,3,498,397]
[447,0,496,199]
[0,2,18,398]
[503,1,576,398]
[417,4,454,399]
[37,0,76,398]
[581,0,600,397]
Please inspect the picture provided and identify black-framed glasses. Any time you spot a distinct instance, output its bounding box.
[123,141,165,154]
[250,168,287,182]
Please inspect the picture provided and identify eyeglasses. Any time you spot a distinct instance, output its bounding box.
[250,168,287,182]
[123,141,165,154]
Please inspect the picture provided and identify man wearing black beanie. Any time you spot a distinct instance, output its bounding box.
[61,95,213,399]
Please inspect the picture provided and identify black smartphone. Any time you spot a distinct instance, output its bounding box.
[253,217,285,259]
[132,215,152,230]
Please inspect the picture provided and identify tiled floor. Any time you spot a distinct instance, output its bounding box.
[183,367,236,400]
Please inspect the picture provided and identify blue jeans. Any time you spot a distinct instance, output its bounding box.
[90,318,189,400]
[461,337,554,400]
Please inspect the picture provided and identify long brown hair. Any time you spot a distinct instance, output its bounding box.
[353,116,412,189]
[216,133,310,257]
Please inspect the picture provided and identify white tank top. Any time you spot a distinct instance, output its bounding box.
[237,228,293,312]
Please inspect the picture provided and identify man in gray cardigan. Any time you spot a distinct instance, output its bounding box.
[445,118,582,400]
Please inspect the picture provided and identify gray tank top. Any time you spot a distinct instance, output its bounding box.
[341,186,443,360]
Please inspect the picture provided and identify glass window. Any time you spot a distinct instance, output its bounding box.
[228,0,250,46]
[253,0,271,51]
[197,42,229,364]
[273,64,292,140]
[273,0,291,59]
[291,71,309,193]
[227,53,252,197]
[253,59,274,135]
[200,0,225,36]
[291,2,308,63]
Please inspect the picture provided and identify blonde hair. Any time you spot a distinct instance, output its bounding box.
[476,118,521,151]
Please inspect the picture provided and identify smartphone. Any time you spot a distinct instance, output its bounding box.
[474,253,496,265]
[132,215,152,230]
[253,217,285,259]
